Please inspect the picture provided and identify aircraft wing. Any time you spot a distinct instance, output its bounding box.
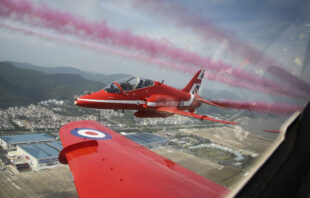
[58,120,228,198]
[157,107,237,125]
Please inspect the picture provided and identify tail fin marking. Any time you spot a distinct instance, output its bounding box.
[183,69,205,94]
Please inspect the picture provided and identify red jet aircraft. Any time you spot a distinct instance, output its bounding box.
[75,69,236,125]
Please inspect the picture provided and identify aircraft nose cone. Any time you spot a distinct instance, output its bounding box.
[74,96,88,107]
[74,90,105,108]
[74,98,82,106]
[74,94,96,108]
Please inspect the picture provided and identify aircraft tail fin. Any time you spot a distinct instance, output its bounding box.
[183,69,205,94]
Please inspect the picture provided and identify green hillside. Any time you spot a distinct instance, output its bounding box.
[0,62,105,108]
[12,61,131,84]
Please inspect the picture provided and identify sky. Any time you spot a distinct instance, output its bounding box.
[0,0,309,104]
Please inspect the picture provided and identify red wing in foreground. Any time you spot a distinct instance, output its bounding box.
[157,107,237,125]
[58,120,228,198]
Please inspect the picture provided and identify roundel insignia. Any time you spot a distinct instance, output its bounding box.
[71,128,112,140]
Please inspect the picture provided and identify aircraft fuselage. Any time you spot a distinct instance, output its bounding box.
[75,81,201,112]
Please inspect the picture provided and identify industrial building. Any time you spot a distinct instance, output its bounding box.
[16,141,63,170]
[0,133,62,170]
[124,133,169,149]
[0,133,56,149]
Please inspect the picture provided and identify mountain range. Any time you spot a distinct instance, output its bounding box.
[11,61,131,84]
[0,61,108,108]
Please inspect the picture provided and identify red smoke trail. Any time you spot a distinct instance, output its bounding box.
[0,22,281,95]
[263,130,280,133]
[0,23,191,73]
[200,65,307,99]
[127,0,278,68]
[211,100,303,115]
[267,66,310,94]
[127,0,310,97]
[0,0,306,99]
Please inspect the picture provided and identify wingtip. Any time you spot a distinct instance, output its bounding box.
[221,120,238,125]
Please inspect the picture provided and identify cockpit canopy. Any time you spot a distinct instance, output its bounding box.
[104,77,154,93]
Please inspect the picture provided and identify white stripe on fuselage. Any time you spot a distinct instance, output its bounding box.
[78,94,195,107]
[77,98,146,105]
[147,94,194,107]
[147,102,157,107]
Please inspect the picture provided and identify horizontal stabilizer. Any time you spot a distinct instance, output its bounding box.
[195,97,225,109]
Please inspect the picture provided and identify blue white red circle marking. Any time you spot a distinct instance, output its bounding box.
[71,128,112,140]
